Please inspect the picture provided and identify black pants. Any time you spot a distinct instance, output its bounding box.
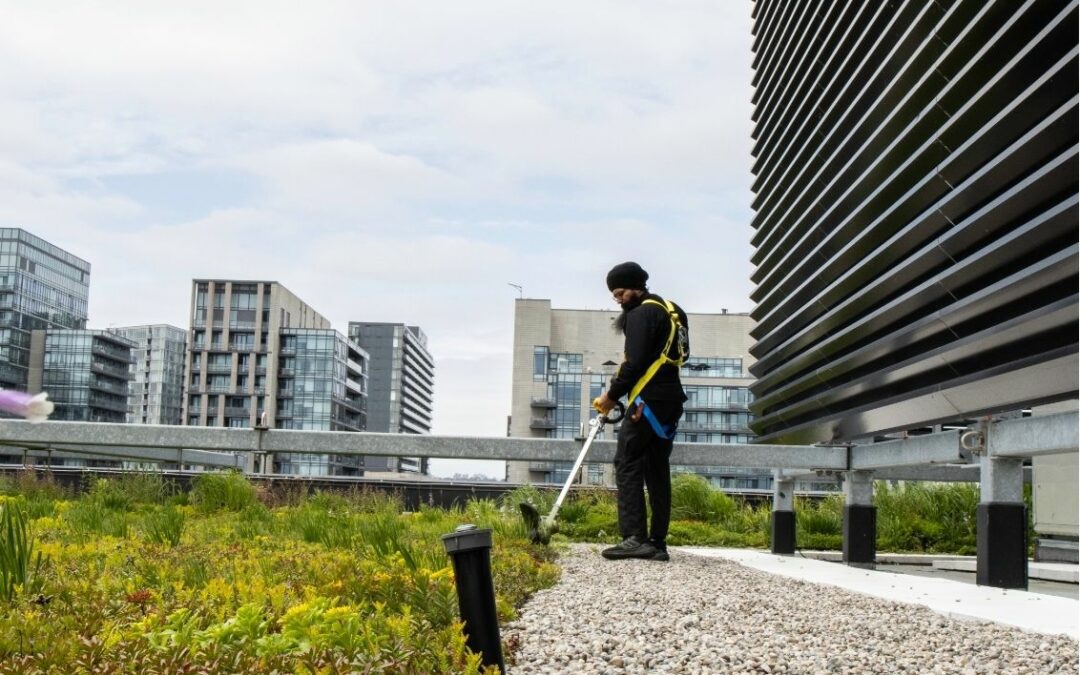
[613,400,682,542]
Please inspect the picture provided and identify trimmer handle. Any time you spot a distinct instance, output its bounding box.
[601,400,626,425]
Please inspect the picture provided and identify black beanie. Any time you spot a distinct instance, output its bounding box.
[606,261,649,291]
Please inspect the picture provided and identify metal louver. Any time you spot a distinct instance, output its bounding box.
[748,0,1079,444]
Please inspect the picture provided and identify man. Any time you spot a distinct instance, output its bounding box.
[593,261,688,561]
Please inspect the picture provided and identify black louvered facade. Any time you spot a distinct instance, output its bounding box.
[748,0,1079,444]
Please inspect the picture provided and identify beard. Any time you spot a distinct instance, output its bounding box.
[613,294,644,334]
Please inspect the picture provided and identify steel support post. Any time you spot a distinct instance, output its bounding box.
[771,470,796,555]
[842,470,875,566]
[977,452,1027,589]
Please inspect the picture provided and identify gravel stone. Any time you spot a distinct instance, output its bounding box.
[503,544,1079,674]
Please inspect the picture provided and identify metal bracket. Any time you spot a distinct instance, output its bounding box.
[960,429,985,456]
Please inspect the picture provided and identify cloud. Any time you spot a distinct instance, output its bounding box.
[238,139,457,219]
[0,2,758,464]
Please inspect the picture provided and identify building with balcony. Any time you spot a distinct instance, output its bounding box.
[507,299,828,491]
[183,280,331,430]
[27,329,135,424]
[274,328,369,475]
[182,280,370,476]
[0,229,89,392]
[349,322,434,476]
[111,324,187,425]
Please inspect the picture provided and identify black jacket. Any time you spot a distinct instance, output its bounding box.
[606,293,689,404]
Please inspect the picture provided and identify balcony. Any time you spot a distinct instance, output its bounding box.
[229,344,255,352]
[206,364,233,374]
[88,395,128,413]
[530,397,557,409]
[90,362,134,380]
[278,368,295,377]
[278,347,296,355]
[530,417,556,430]
[223,407,251,417]
[684,401,750,412]
[88,379,130,396]
[678,423,753,434]
[91,344,133,363]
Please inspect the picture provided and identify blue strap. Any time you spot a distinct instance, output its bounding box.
[634,396,678,440]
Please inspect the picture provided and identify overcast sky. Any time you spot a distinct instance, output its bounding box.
[0,2,756,478]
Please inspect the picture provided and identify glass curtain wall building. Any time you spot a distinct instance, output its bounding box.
[28,330,135,423]
[348,322,434,476]
[112,325,187,425]
[184,280,331,431]
[184,280,371,476]
[0,229,89,391]
[275,328,368,475]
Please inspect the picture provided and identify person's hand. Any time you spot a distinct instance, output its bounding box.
[592,392,616,414]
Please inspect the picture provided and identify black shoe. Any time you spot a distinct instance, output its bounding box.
[601,536,657,560]
[649,539,669,562]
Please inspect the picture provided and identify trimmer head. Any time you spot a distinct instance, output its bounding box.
[518,502,557,545]
[518,402,623,546]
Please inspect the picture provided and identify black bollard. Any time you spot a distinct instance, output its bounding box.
[442,524,505,672]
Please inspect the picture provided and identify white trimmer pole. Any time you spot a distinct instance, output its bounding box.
[543,417,605,529]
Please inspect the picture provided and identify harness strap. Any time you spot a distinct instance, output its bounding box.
[635,396,678,440]
[627,298,685,404]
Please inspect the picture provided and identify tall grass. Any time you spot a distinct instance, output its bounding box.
[0,499,44,602]
[0,471,64,519]
[191,472,258,512]
[143,506,185,547]
[233,504,274,540]
[65,500,130,539]
[671,473,736,523]
[876,482,979,553]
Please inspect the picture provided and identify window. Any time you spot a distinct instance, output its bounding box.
[533,346,548,381]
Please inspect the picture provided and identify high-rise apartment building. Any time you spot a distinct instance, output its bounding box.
[349,322,434,476]
[0,229,89,391]
[112,324,187,425]
[509,299,771,489]
[183,280,369,475]
[184,280,330,429]
[28,329,135,423]
[274,327,369,475]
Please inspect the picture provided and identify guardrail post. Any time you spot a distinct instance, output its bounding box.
[978,443,1027,589]
[441,524,504,672]
[771,469,795,554]
[842,470,875,567]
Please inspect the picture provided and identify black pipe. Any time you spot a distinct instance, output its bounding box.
[442,524,504,672]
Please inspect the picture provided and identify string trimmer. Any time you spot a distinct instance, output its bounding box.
[519,401,625,545]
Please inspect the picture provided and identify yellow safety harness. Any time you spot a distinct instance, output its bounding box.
[627,298,688,404]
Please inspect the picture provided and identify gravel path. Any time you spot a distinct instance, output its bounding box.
[503,544,1079,674]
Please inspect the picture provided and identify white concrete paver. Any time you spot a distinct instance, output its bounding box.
[680,546,1079,640]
